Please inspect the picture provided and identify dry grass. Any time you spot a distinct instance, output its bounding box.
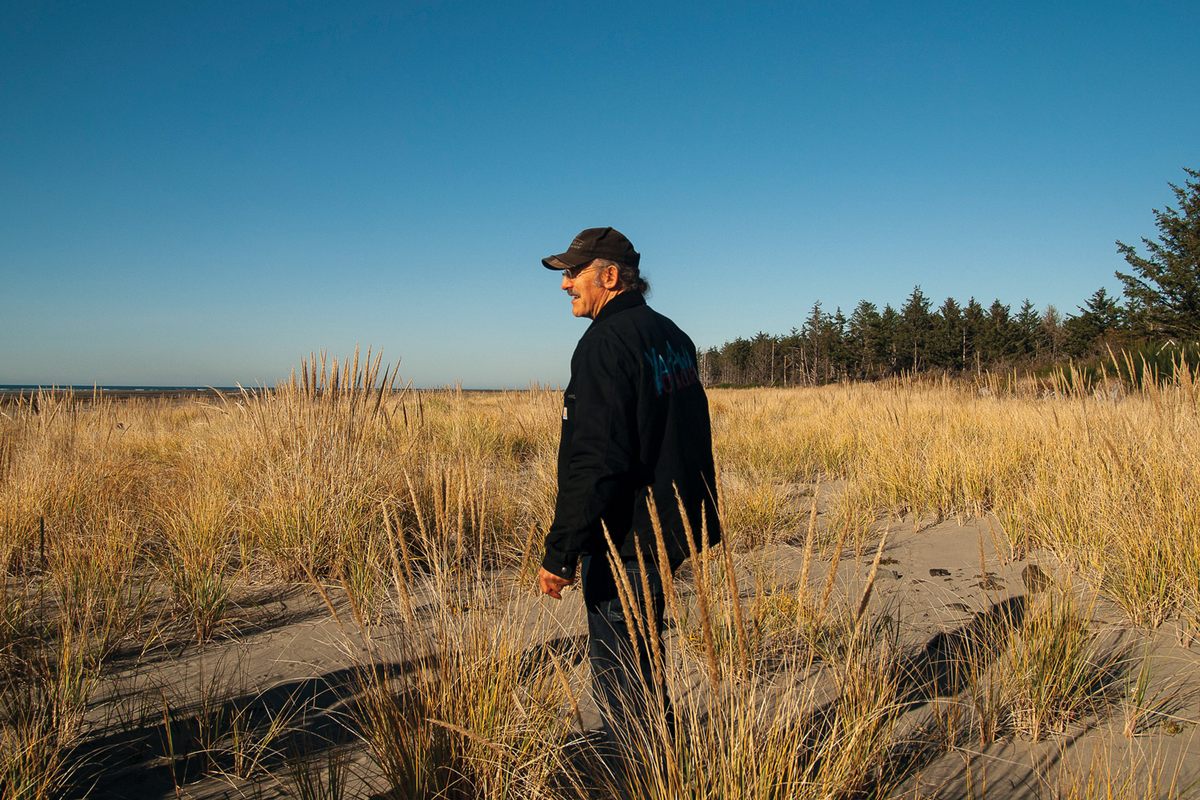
[712,376,1200,633]
[0,358,1197,796]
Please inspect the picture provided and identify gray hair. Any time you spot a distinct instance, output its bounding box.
[592,258,650,296]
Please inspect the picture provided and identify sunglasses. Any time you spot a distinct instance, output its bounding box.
[562,262,616,280]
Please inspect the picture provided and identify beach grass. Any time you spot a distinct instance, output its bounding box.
[1,359,1198,796]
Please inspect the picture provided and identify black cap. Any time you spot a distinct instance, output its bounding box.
[542,227,641,271]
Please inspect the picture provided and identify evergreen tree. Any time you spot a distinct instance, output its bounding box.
[898,286,934,372]
[831,308,850,379]
[1015,299,1042,358]
[962,298,986,372]
[847,300,883,378]
[802,302,846,383]
[983,300,1018,361]
[879,304,901,373]
[1115,167,1200,339]
[931,297,964,370]
[751,331,775,385]
[1064,288,1122,356]
[724,337,754,384]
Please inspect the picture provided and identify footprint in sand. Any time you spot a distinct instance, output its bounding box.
[975,573,1004,590]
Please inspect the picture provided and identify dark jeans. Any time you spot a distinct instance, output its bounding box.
[580,553,671,750]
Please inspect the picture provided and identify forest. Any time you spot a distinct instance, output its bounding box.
[701,167,1200,386]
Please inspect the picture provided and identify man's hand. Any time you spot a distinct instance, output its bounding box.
[538,567,574,600]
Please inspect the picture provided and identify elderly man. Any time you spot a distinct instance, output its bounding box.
[537,226,721,751]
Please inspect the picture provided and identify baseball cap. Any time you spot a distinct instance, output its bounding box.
[542,227,641,271]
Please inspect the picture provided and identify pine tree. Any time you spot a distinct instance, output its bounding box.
[963,299,986,372]
[802,302,843,383]
[848,300,882,378]
[982,300,1018,362]
[751,331,774,385]
[724,337,754,385]
[831,307,850,379]
[1015,299,1042,358]
[879,304,901,373]
[1115,167,1200,339]
[898,286,933,372]
[1064,288,1122,356]
[932,297,964,370]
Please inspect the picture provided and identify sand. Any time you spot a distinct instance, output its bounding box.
[66,482,1200,798]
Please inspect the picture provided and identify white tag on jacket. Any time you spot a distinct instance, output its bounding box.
[562,406,568,421]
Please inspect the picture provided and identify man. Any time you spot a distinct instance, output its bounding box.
[537,226,721,750]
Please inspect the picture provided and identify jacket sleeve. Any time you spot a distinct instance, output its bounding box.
[542,334,638,578]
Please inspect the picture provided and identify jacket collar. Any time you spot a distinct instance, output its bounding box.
[590,291,646,327]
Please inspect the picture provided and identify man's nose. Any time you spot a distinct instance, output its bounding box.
[561,273,571,290]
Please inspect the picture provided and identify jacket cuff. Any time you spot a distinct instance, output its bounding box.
[541,547,579,580]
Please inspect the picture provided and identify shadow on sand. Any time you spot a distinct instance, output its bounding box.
[68,633,589,799]
[76,593,1114,799]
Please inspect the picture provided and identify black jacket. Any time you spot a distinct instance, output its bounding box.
[542,291,721,579]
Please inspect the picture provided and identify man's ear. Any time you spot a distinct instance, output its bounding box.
[602,266,621,290]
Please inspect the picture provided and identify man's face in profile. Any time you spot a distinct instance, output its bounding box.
[561,261,614,319]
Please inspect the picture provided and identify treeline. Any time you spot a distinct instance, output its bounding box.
[699,289,1121,385]
[700,167,1200,386]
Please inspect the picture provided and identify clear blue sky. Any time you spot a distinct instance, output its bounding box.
[2,1,1196,387]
